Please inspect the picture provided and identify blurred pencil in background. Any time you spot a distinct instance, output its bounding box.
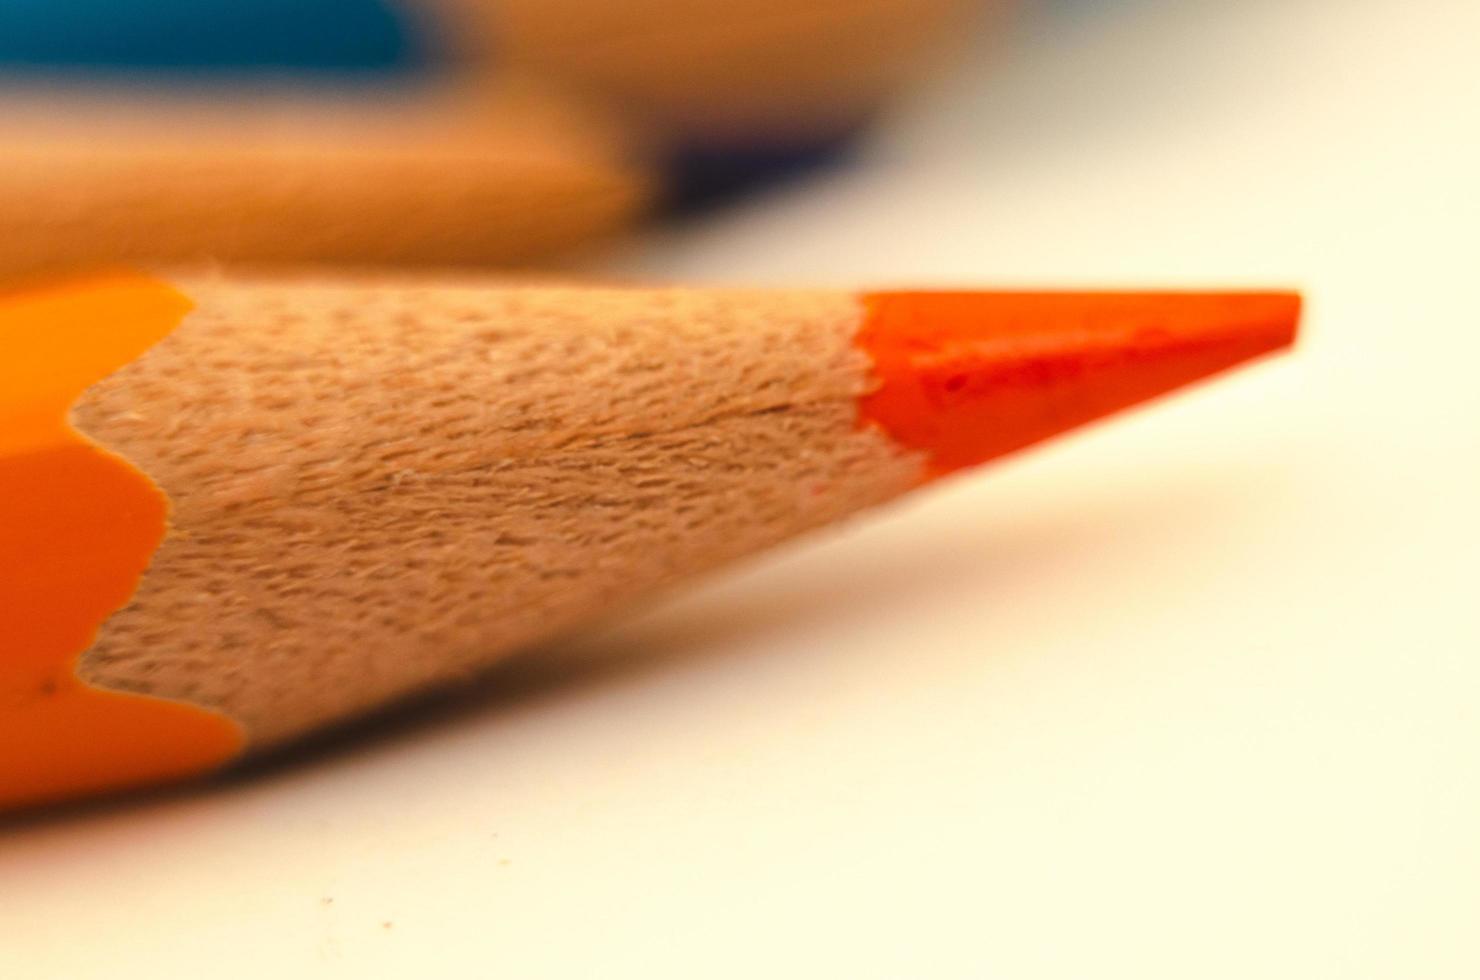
[0,0,993,280]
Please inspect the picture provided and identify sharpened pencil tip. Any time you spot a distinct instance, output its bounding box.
[857,290,1301,475]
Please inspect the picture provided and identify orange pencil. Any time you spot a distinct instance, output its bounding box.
[0,272,1299,812]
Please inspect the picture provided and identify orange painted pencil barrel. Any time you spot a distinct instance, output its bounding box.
[0,273,1299,812]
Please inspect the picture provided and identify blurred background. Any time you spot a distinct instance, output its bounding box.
[2,1,1478,977]
[0,0,996,276]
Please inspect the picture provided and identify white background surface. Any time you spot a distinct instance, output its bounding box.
[4,0,1478,976]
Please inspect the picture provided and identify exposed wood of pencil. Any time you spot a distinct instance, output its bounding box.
[71,277,926,749]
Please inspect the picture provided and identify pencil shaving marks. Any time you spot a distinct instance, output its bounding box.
[0,273,243,812]
[74,280,924,747]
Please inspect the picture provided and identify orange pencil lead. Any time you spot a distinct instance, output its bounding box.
[858,291,1300,476]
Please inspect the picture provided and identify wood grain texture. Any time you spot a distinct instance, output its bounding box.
[71,275,922,747]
